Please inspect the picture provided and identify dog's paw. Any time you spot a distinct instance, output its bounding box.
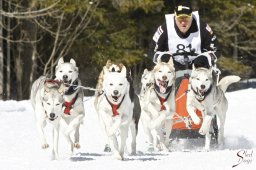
[158,143,169,152]
[130,151,136,156]
[51,153,59,160]
[112,152,123,160]
[191,115,201,125]
[74,143,81,149]
[149,120,158,129]
[41,144,49,149]
[198,126,207,135]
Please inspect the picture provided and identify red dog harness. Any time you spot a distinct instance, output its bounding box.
[105,94,125,117]
[63,94,78,115]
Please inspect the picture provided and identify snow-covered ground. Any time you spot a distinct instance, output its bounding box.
[0,88,255,170]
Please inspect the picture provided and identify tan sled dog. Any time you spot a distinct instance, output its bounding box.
[187,66,240,151]
[141,58,176,152]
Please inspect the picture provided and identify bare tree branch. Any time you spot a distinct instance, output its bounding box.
[0,0,61,19]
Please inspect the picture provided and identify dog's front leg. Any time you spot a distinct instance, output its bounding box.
[216,110,226,149]
[204,132,211,152]
[199,113,213,151]
[36,118,49,149]
[186,96,201,125]
[66,110,84,149]
[52,125,60,160]
[147,103,165,129]
[155,125,169,152]
[163,119,173,150]
[109,135,120,160]
[150,128,160,151]
[119,125,129,160]
[150,113,166,130]
[65,113,84,136]
[108,116,122,137]
[59,118,74,155]
[101,112,120,159]
[129,121,137,155]
[74,124,81,149]
[98,112,111,152]
[141,112,154,151]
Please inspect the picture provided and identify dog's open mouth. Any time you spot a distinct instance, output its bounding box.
[63,80,72,87]
[111,95,121,102]
[198,88,207,96]
[157,79,169,93]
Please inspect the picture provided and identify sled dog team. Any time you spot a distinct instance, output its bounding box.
[31,55,240,160]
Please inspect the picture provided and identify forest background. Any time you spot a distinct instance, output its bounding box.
[0,0,255,100]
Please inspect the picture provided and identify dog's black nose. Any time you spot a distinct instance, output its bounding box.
[162,76,167,80]
[63,75,68,80]
[113,90,119,96]
[201,85,205,89]
[50,113,55,118]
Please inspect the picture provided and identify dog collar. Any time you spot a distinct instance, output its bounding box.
[154,88,172,111]
[105,94,125,117]
[191,85,212,102]
[63,93,78,115]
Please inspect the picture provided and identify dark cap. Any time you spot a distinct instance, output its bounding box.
[174,0,192,17]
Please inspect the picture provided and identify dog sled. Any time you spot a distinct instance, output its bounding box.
[162,52,219,142]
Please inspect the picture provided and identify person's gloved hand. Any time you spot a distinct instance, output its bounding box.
[194,51,217,69]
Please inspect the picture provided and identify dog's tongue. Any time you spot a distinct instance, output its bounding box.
[160,86,166,93]
[199,89,205,95]
[112,95,119,102]
[159,80,167,93]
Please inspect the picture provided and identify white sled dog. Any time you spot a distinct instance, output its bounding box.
[94,60,140,155]
[95,65,135,160]
[186,66,240,151]
[30,76,65,160]
[141,58,176,151]
[55,57,85,152]
[94,60,124,152]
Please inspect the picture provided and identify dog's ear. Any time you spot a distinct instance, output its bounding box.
[40,87,49,101]
[168,57,174,68]
[70,58,76,66]
[58,83,67,95]
[120,65,127,77]
[44,84,51,93]
[192,64,196,71]
[103,66,109,74]
[106,60,112,67]
[143,68,148,75]
[57,57,64,66]
[208,66,213,75]
[157,58,162,64]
